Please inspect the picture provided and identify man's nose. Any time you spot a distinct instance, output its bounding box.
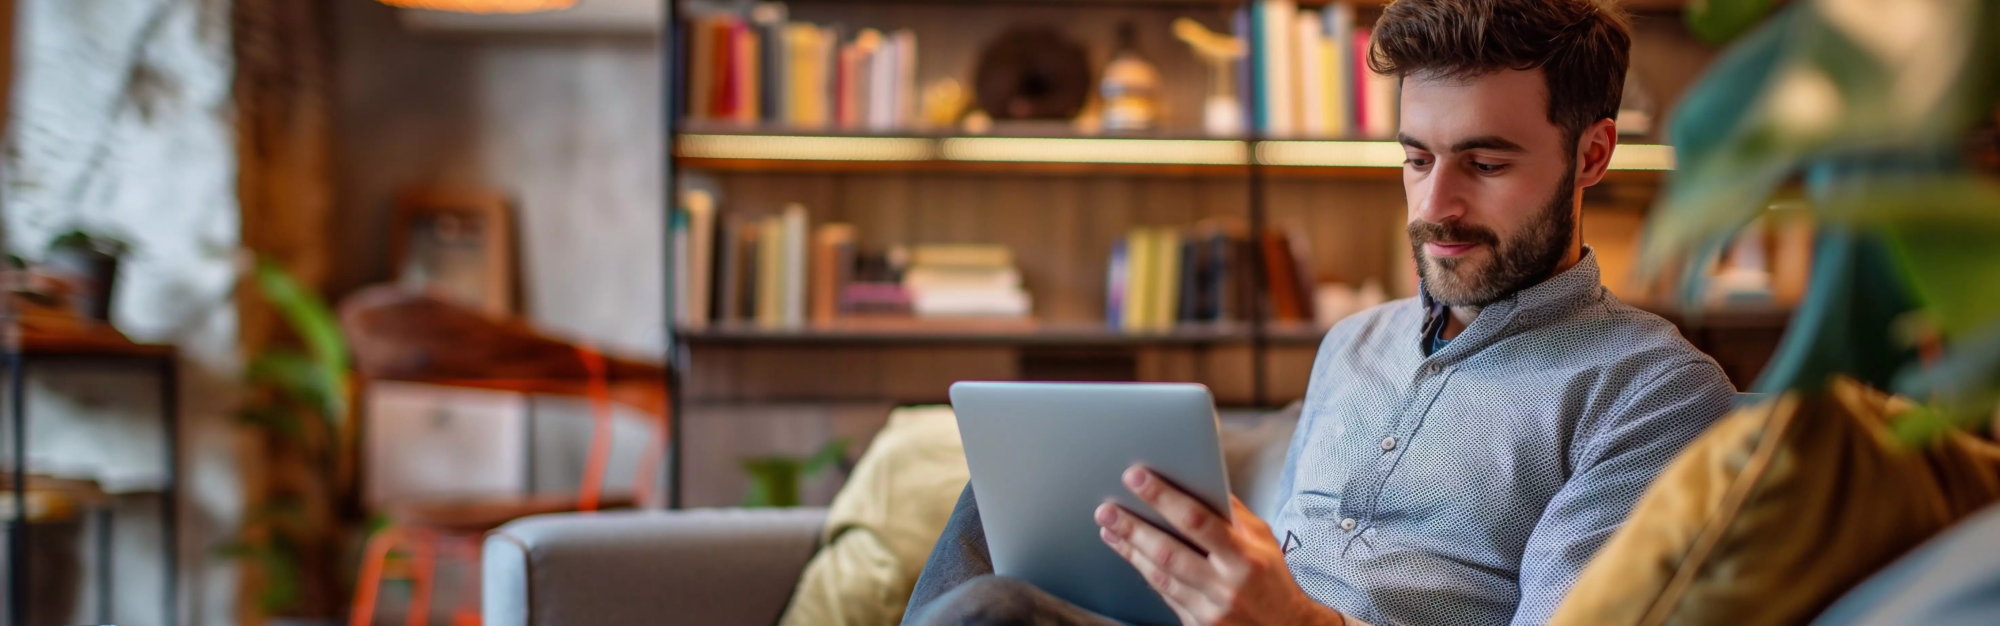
[1415,166,1470,225]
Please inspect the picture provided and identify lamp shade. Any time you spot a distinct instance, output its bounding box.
[377,0,577,13]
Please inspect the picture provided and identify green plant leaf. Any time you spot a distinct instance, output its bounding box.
[1685,0,1780,45]
[254,261,349,423]
[802,438,849,475]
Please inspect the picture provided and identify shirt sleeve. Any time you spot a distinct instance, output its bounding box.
[1509,360,1737,625]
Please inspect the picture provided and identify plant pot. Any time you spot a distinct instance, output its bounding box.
[43,246,119,322]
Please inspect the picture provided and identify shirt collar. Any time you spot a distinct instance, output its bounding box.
[1418,246,1606,357]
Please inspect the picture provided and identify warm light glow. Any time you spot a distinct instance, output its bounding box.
[940,138,1249,165]
[378,0,577,14]
[1259,140,1677,170]
[1256,141,1408,167]
[678,134,935,161]
[1607,144,1677,170]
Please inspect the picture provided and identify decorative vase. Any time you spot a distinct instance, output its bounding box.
[43,245,119,322]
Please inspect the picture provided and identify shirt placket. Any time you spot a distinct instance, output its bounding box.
[1337,360,1454,557]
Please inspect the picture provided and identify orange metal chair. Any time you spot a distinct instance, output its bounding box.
[339,288,671,626]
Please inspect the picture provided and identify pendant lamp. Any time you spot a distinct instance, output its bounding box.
[376,0,577,13]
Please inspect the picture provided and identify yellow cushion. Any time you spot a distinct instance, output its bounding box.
[1551,378,2000,626]
[779,405,970,626]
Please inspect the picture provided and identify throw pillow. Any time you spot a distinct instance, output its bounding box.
[779,405,970,626]
[1550,377,2000,626]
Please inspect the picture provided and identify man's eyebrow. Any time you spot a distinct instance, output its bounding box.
[1450,135,1527,153]
[1397,133,1430,152]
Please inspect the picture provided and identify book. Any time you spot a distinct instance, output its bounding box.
[751,3,787,126]
[1106,237,1129,328]
[781,203,808,327]
[688,16,718,120]
[869,29,898,131]
[712,216,747,322]
[670,208,690,326]
[911,244,1013,268]
[736,25,762,123]
[1296,10,1326,137]
[1353,28,1371,138]
[1262,0,1297,136]
[1234,5,1254,134]
[755,215,784,327]
[1151,229,1183,331]
[1285,227,1317,320]
[710,18,739,119]
[1121,229,1157,331]
[1261,230,1304,321]
[893,29,918,128]
[1365,58,1399,139]
[810,223,855,325]
[1323,3,1356,136]
[1177,236,1202,323]
[684,190,717,329]
[904,266,1022,291]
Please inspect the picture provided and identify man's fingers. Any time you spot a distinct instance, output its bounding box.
[1097,503,1223,598]
[1124,466,1235,554]
[1099,523,1217,623]
[1229,495,1271,535]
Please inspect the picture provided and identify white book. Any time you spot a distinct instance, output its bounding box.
[1367,69,1399,139]
[869,34,897,130]
[1263,0,1297,137]
[684,190,717,329]
[781,203,809,327]
[1325,3,1355,137]
[912,288,1032,318]
[893,29,918,129]
[904,266,1023,291]
[1295,10,1326,137]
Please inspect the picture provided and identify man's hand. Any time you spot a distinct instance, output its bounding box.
[1096,465,1347,626]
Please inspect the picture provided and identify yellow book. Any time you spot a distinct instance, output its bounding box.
[737,28,762,124]
[1121,229,1156,332]
[1152,229,1182,331]
[757,215,785,327]
[786,24,823,127]
[1323,38,1348,138]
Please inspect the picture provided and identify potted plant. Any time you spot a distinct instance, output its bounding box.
[217,260,355,625]
[741,439,849,507]
[43,229,131,322]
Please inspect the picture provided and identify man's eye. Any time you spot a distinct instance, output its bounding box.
[1472,162,1507,173]
[1405,158,1432,168]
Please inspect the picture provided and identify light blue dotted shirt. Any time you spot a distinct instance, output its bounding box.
[1271,250,1737,626]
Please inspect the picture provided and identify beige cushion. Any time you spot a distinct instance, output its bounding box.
[1550,378,2000,626]
[779,406,970,626]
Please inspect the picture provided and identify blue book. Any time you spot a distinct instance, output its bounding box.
[1106,238,1129,329]
[1247,1,1267,134]
[1233,5,1254,135]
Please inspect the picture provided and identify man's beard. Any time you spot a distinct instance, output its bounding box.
[1407,169,1577,307]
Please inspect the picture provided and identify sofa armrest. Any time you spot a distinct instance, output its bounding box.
[483,508,828,626]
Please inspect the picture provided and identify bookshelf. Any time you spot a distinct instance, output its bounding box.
[661,0,1769,417]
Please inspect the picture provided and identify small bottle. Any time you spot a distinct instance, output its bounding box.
[1100,21,1162,133]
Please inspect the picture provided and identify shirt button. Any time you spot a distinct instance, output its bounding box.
[1427,364,1442,375]
[1381,436,1398,452]
[1340,518,1358,532]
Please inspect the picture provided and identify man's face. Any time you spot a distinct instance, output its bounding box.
[1399,69,1579,307]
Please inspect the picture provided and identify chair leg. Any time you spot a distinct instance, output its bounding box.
[406,531,438,626]
[450,536,482,626]
[350,528,403,626]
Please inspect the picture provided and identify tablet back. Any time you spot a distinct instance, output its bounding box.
[949,381,1231,626]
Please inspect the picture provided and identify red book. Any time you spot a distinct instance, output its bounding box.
[1261,231,1304,322]
[710,19,739,119]
[1353,28,1371,135]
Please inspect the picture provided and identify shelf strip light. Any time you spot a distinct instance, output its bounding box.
[678,134,934,161]
[939,137,1249,165]
[1257,140,1677,171]
[1256,141,1407,167]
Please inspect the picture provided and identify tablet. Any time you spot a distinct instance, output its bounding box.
[949,381,1232,626]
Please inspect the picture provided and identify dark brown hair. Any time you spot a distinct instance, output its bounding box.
[1369,0,1631,152]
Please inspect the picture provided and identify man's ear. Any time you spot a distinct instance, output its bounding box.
[1574,118,1618,188]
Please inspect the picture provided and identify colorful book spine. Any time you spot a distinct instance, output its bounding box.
[684,190,717,329]
[1122,229,1157,331]
[1296,10,1326,138]
[1106,237,1129,329]
[781,203,808,327]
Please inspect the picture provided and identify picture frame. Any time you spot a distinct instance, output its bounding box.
[390,188,517,316]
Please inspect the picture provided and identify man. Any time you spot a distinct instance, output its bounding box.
[903,0,1737,624]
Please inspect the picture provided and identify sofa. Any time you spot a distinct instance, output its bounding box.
[481,408,1302,626]
[480,398,2000,626]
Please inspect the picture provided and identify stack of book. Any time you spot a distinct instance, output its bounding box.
[1106,225,1320,332]
[683,2,918,131]
[904,245,1032,319]
[1236,0,1397,138]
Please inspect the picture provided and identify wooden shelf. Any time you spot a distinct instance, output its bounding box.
[679,304,1787,348]
[674,131,1675,179]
